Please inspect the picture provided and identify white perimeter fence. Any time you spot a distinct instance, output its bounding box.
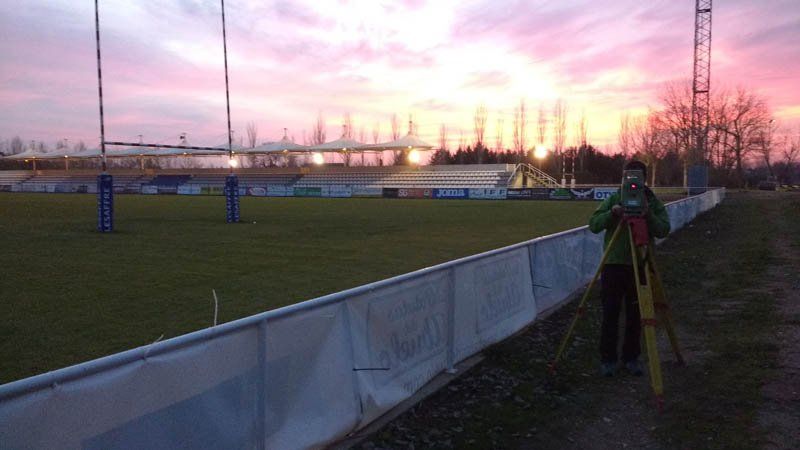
[0,189,725,449]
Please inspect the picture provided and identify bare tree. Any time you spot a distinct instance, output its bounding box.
[458,129,466,151]
[574,110,588,172]
[512,99,527,159]
[74,141,87,151]
[714,87,771,186]
[494,117,504,152]
[659,82,693,160]
[618,112,633,157]
[473,104,488,163]
[343,113,354,139]
[10,136,24,154]
[356,125,367,166]
[473,104,488,146]
[754,119,778,176]
[390,114,400,140]
[553,99,568,163]
[536,103,547,145]
[312,112,327,145]
[245,121,258,148]
[577,111,588,147]
[631,110,669,186]
[439,124,449,151]
[372,122,380,144]
[340,114,355,166]
[783,127,800,167]
[242,122,259,168]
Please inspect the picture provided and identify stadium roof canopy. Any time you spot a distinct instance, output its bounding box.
[361,132,434,150]
[149,147,228,156]
[68,148,105,158]
[306,137,365,152]
[242,137,310,154]
[3,149,51,159]
[213,143,248,152]
[106,147,160,157]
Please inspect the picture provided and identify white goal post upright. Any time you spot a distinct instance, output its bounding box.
[92,0,241,226]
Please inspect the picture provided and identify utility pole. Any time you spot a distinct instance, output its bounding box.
[689,0,712,194]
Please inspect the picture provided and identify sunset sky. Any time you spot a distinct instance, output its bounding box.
[1,0,798,151]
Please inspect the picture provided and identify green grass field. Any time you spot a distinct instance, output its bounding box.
[0,193,597,383]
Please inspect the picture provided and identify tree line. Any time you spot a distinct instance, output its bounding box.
[2,82,798,186]
[426,83,799,187]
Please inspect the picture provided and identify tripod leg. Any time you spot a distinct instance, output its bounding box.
[647,249,685,365]
[629,230,664,410]
[549,224,624,374]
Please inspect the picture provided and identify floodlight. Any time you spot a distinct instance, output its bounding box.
[408,149,421,164]
[534,145,548,160]
[228,158,239,168]
[312,153,325,165]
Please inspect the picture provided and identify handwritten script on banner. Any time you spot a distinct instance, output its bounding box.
[365,274,450,390]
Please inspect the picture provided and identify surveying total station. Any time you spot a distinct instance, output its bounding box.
[549,169,684,411]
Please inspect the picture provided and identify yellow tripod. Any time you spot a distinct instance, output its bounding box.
[548,217,683,410]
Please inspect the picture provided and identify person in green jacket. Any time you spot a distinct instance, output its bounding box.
[588,160,670,377]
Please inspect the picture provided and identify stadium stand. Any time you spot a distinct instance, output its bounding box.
[186,173,300,188]
[0,164,520,193]
[294,166,512,189]
[0,171,32,190]
[146,175,191,187]
[18,173,150,193]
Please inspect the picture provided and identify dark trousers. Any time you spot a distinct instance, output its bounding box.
[600,264,641,363]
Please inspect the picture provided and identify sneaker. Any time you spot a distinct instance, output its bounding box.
[624,360,644,376]
[600,362,616,377]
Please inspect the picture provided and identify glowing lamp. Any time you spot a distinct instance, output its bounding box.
[408,149,421,164]
[312,153,325,165]
[228,158,239,168]
[533,145,548,160]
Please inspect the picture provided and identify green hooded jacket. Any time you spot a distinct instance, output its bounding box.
[588,188,671,265]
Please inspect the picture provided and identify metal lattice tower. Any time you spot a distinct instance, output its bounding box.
[690,0,712,164]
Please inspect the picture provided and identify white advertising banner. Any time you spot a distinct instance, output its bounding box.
[468,188,508,200]
[593,187,617,201]
[530,230,586,313]
[263,303,360,449]
[266,185,293,197]
[247,186,267,197]
[324,185,353,198]
[351,186,383,198]
[177,185,201,195]
[582,228,605,282]
[452,247,536,363]
[141,185,158,195]
[346,271,451,426]
[0,326,262,450]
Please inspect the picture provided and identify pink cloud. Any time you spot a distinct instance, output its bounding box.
[1,0,799,150]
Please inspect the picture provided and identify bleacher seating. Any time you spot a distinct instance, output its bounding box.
[0,165,517,194]
[186,173,299,187]
[293,170,511,189]
[18,173,150,192]
[0,171,32,188]
[147,175,191,187]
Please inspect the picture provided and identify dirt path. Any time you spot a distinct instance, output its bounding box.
[757,194,800,449]
[353,192,800,450]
